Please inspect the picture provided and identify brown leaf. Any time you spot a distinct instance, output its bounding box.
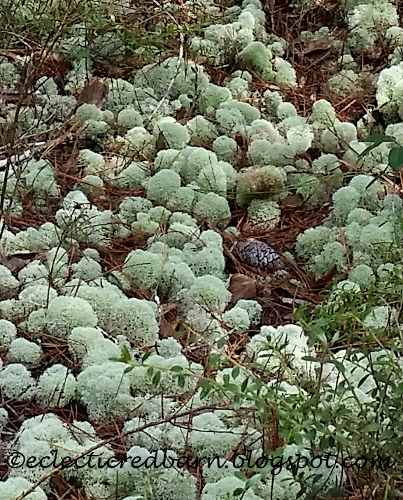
[159,302,179,338]
[1,256,31,274]
[76,77,108,108]
[303,38,332,55]
[193,55,207,64]
[50,474,80,498]
[160,318,180,339]
[281,193,304,208]
[176,107,195,121]
[311,266,339,291]
[234,131,246,148]
[229,273,256,304]
[156,131,168,151]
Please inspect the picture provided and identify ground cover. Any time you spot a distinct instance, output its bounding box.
[1,1,403,499]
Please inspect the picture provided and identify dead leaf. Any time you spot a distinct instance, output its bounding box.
[229,273,256,304]
[176,107,195,121]
[76,77,108,108]
[303,39,332,55]
[156,131,168,151]
[160,318,179,339]
[311,266,338,291]
[281,193,304,208]
[159,302,179,338]
[1,255,31,274]
[193,55,208,64]
[234,131,247,148]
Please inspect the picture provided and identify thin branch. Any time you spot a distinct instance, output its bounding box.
[15,404,230,500]
[143,0,185,127]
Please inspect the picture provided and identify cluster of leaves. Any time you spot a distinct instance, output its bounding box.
[112,332,403,499]
[360,133,403,172]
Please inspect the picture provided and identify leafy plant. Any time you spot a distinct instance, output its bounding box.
[359,133,403,172]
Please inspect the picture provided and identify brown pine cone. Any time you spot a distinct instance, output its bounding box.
[232,239,283,271]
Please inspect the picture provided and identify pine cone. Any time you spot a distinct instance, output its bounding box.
[232,239,282,271]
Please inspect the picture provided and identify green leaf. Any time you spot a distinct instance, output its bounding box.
[177,375,185,388]
[224,383,240,393]
[358,373,371,388]
[216,336,227,348]
[394,382,403,396]
[360,133,394,144]
[124,365,135,374]
[199,387,211,399]
[121,345,132,363]
[303,429,316,441]
[152,371,161,387]
[358,134,395,159]
[388,147,403,171]
[110,345,133,364]
[296,487,306,499]
[241,378,249,393]
[378,429,395,440]
[248,380,263,392]
[330,359,346,375]
[209,353,222,369]
[362,422,383,432]
[312,326,327,343]
[336,432,354,447]
[232,366,240,379]
[233,394,242,410]
[173,330,186,339]
[233,488,245,496]
[301,356,320,363]
[248,362,265,369]
[199,379,213,399]
[246,473,262,487]
[170,365,185,373]
[142,350,152,362]
[293,433,304,447]
[358,144,381,159]
[234,471,248,481]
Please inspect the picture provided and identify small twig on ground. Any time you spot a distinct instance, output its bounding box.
[14,404,231,500]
